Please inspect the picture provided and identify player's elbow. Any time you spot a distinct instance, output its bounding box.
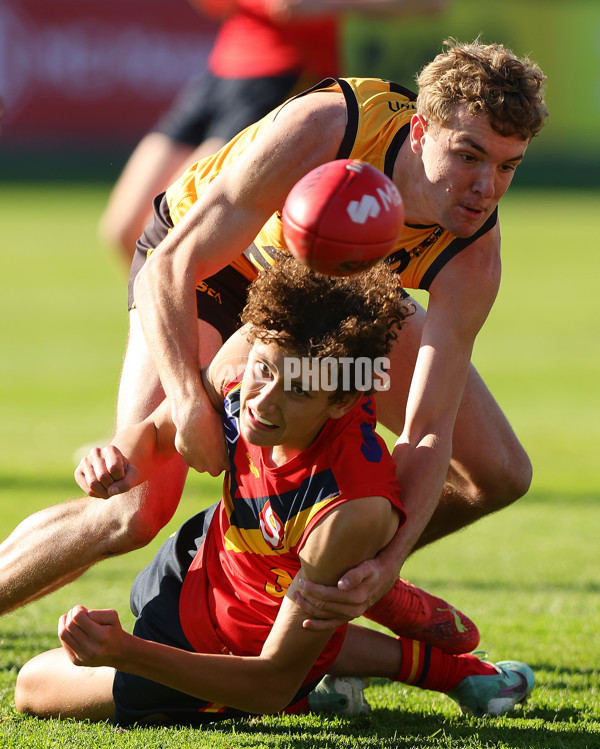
[242,673,301,715]
[251,693,292,715]
[119,512,164,551]
[96,494,172,558]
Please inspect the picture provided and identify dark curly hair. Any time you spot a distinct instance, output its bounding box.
[417,38,548,140]
[240,255,413,402]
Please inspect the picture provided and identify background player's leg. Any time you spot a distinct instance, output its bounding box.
[98,132,227,267]
[416,364,532,548]
[98,132,196,266]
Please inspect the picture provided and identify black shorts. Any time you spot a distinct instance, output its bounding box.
[112,504,248,726]
[128,192,251,342]
[153,70,300,146]
[113,504,317,726]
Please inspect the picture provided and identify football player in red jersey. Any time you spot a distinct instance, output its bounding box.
[0,39,547,649]
[15,259,533,724]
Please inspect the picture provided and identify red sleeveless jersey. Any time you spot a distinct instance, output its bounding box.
[179,380,404,689]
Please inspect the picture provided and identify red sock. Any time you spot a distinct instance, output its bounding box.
[394,637,497,693]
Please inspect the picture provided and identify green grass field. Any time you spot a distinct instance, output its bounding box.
[0,184,599,748]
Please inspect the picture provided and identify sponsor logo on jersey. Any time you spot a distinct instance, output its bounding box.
[246,452,260,478]
[196,279,222,303]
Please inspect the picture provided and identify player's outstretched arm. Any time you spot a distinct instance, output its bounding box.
[132,91,346,476]
[74,400,179,499]
[295,230,502,627]
[74,341,236,500]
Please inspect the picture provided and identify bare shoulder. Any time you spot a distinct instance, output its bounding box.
[300,496,400,586]
[269,88,348,162]
[204,327,253,408]
[275,87,347,131]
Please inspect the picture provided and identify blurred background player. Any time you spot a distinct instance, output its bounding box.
[98,0,449,267]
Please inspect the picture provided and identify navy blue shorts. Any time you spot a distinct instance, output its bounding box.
[112,505,316,726]
[153,71,300,146]
[112,505,239,726]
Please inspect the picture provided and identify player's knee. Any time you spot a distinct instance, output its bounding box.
[481,446,533,511]
[15,658,47,717]
[455,441,532,514]
[510,449,533,500]
[498,445,533,506]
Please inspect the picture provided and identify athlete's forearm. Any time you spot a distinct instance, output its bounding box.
[388,266,489,562]
[133,249,204,408]
[385,435,450,569]
[110,419,171,484]
[115,633,300,715]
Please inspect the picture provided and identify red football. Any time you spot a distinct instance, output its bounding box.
[281,159,405,276]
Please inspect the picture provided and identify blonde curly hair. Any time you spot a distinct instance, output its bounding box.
[417,38,548,140]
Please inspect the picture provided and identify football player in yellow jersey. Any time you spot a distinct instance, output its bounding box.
[127,38,548,627]
[99,0,449,268]
[0,40,547,637]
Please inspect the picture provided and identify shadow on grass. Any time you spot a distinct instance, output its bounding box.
[2,704,598,749]
[217,709,599,748]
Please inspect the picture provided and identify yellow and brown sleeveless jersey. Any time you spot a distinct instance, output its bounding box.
[165,77,498,292]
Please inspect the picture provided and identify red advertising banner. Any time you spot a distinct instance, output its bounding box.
[0,0,218,147]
